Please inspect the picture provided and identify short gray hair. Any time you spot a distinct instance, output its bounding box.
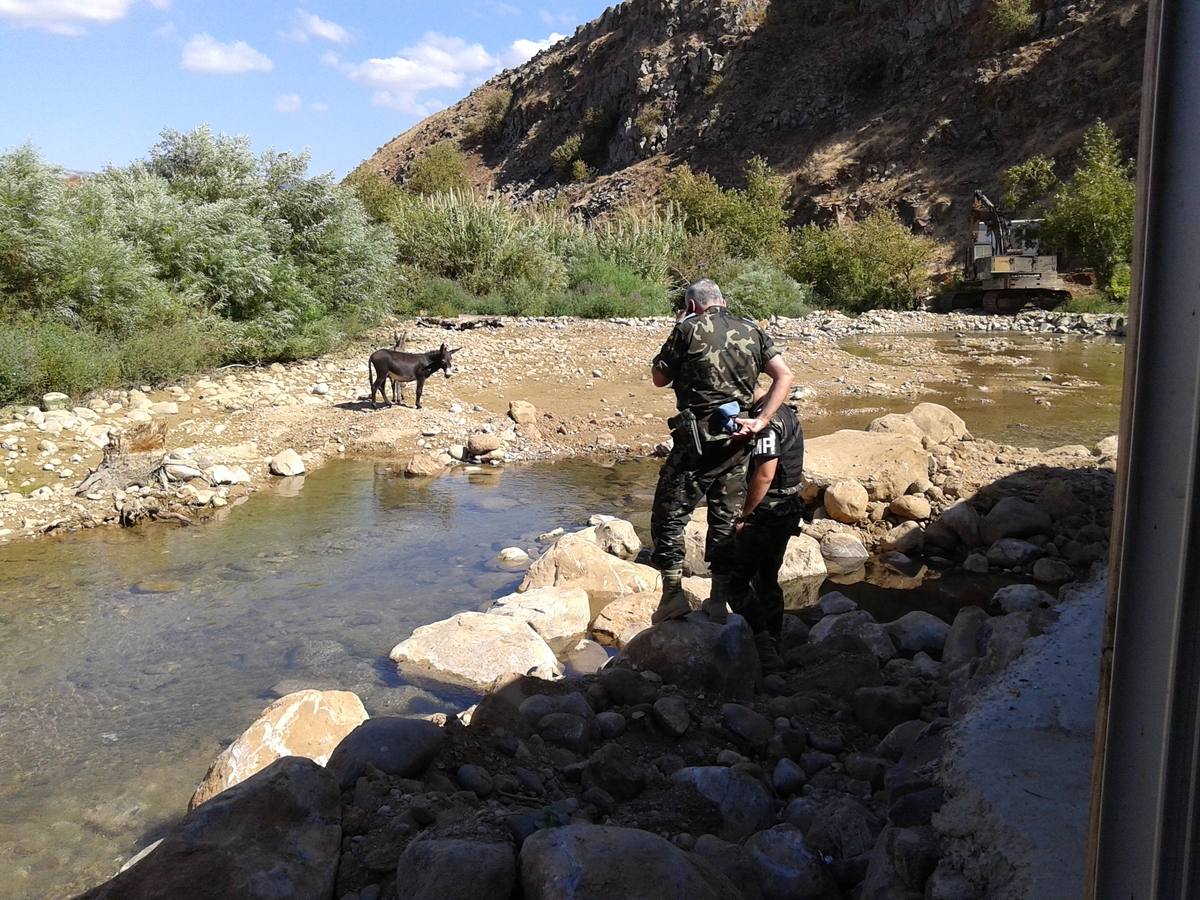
[685,279,725,309]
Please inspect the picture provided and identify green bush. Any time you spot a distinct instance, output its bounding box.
[722,259,812,319]
[554,253,668,318]
[405,142,471,196]
[989,0,1036,46]
[465,88,512,143]
[661,156,790,261]
[1003,154,1058,214]
[551,134,584,179]
[569,159,594,183]
[410,277,479,317]
[1043,121,1136,287]
[788,208,936,312]
[1107,261,1132,303]
[635,106,664,140]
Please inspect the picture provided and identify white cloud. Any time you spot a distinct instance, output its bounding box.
[181,33,273,74]
[275,93,302,113]
[0,0,134,35]
[502,32,565,67]
[483,1,520,16]
[284,8,349,44]
[343,30,565,116]
[310,101,329,113]
[152,19,173,38]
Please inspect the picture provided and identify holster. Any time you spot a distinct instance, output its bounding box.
[667,409,705,459]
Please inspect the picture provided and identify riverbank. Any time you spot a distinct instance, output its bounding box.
[0,310,1124,546]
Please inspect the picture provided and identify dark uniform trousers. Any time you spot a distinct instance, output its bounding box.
[729,497,804,636]
[650,438,749,576]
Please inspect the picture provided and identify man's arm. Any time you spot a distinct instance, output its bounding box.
[651,327,683,388]
[740,457,777,521]
[734,356,794,438]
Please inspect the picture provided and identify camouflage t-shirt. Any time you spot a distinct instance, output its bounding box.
[652,308,780,416]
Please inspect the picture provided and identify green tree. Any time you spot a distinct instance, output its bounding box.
[405,142,471,196]
[1043,121,1136,286]
[1003,154,1058,214]
[989,0,1036,46]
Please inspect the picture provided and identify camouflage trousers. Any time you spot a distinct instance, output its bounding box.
[650,439,749,576]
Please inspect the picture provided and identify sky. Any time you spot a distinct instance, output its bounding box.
[0,0,611,178]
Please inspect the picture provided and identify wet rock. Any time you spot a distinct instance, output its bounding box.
[403,452,445,478]
[520,539,661,600]
[190,689,367,809]
[268,449,305,477]
[672,766,773,840]
[583,743,645,800]
[810,610,896,662]
[824,480,869,523]
[595,518,641,560]
[1033,557,1075,585]
[820,532,869,575]
[807,796,885,859]
[889,495,931,521]
[618,614,759,700]
[721,703,773,747]
[908,403,969,445]
[489,586,591,652]
[884,611,949,658]
[652,696,691,736]
[520,824,738,899]
[942,607,989,669]
[396,838,516,900]
[986,538,1043,568]
[80,758,339,900]
[853,686,922,735]
[992,583,1055,613]
[390,612,561,689]
[326,717,444,788]
[979,497,1052,545]
[744,825,836,900]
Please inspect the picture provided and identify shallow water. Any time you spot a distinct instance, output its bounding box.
[0,333,1125,899]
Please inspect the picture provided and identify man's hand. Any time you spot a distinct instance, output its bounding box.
[732,416,768,440]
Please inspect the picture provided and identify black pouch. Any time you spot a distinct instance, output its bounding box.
[667,409,704,459]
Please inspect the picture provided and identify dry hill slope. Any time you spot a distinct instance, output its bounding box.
[356,0,1145,247]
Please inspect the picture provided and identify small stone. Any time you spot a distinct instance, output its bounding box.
[824,480,869,523]
[963,553,990,574]
[721,703,773,747]
[772,758,807,795]
[1033,557,1075,585]
[889,495,932,520]
[457,764,494,797]
[508,400,538,426]
[468,432,502,457]
[992,583,1055,613]
[652,696,690,737]
[40,392,69,412]
[268,449,305,477]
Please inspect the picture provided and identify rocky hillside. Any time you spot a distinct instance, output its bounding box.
[356,0,1146,248]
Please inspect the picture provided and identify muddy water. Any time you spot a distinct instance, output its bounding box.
[0,334,1125,899]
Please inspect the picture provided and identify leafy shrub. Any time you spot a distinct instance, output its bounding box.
[788,209,936,312]
[989,0,1036,46]
[405,142,471,196]
[410,277,479,317]
[551,134,584,179]
[554,253,667,318]
[1107,261,1132,303]
[344,170,404,222]
[569,159,594,183]
[722,259,812,319]
[635,106,664,140]
[593,206,687,284]
[1002,154,1058,214]
[1043,121,1136,287]
[466,89,512,143]
[661,156,790,261]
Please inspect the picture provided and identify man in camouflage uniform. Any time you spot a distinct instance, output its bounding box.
[649,279,795,623]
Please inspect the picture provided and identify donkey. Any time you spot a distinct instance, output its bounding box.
[368,342,460,409]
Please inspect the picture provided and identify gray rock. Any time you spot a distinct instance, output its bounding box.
[395,838,516,900]
[721,703,773,747]
[976,613,1034,676]
[991,583,1055,613]
[672,766,774,840]
[618,614,759,700]
[583,743,645,800]
[806,796,885,859]
[772,758,807,795]
[268,448,305,477]
[860,825,940,896]
[875,720,928,761]
[598,666,658,706]
[820,532,869,575]
[810,610,896,662]
[79,758,339,900]
[783,797,819,831]
[692,835,764,900]
[980,497,1052,545]
[986,538,1043,568]
[653,696,691,737]
[744,825,836,900]
[520,824,738,899]
[594,710,626,739]
[817,592,858,615]
[943,606,990,669]
[538,712,593,752]
[926,502,981,549]
[962,552,989,574]
[1032,557,1075,585]
[853,686,922,735]
[884,611,949,658]
[327,717,444,788]
[456,764,494,797]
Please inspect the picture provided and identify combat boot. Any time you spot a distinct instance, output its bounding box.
[652,570,691,624]
[701,574,731,624]
[755,632,785,673]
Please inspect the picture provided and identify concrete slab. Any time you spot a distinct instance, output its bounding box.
[936,577,1104,898]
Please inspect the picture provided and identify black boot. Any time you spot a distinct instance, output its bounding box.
[652,570,691,624]
[702,574,731,624]
[755,631,785,673]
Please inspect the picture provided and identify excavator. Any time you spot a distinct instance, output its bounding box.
[935,191,1071,313]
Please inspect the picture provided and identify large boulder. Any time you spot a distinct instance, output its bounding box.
[520,538,661,601]
[618,614,760,700]
[819,532,869,575]
[824,480,869,524]
[390,612,561,689]
[396,838,516,900]
[986,538,1044,568]
[979,497,1053,545]
[672,767,775,840]
[520,825,739,899]
[326,717,444,788]
[779,534,828,583]
[744,825,837,900]
[884,611,950,658]
[925,501,982,550]
[866,413,925,440]
[80,757,340,900]
[489,587,591,653]
[942,606,990,670]
[907,403,970,445]
[590,590,703,648]
[809,611,896,662]
[595,518,642,560]
[190,690,367,809]
[802,431,931,501]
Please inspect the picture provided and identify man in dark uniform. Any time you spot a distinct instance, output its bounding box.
[649,279,794,624]
[729,395,806,670]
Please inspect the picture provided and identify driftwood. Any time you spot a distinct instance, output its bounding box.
[415,316,503,331]
[75,424,179,496]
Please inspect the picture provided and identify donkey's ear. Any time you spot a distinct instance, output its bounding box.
[440,342,448,351]
[449,347,462,355]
